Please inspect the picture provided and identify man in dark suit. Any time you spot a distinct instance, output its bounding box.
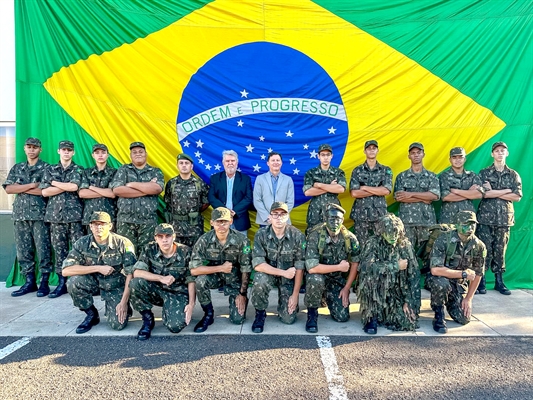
[208,150,253,236]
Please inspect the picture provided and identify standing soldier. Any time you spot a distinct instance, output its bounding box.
[304,204,359,333]
[250,202,305,333]
[40,140,84,298]
[62,212,136,334]
[394,142,440,253]
[476,142,522,295]
[190,207,252,333]
[111,142,164,253]
[3,138,52,297]
[129,223,195,340]
[439,147,483,224]
[303,144,346,234]
[349,140,393,245]
[427,211,486,333]
[79,143,117,232]
[164,153,209,247]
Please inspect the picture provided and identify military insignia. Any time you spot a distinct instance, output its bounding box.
[243,245,251,254]
[126,244,135,253]
[302,241,307,249]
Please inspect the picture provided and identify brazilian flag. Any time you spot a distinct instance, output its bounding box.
[14,0,531,288]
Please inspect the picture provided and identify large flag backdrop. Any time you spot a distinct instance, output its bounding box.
[14,0,531,288]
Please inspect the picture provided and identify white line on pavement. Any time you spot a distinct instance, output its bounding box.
[0,337,32,360]
[316,336,348,400]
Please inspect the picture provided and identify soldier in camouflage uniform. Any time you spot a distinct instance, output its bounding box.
[130,223,195,340]
[111,142,164,254]
[439,147,483,224]
[304,204,359,333]
[79,143,117,231]
[164,153,209,247]
[427,210,486,333]
[394,142,440,253]
[3,138,52,297]
[476,142,522,295]
[349,140,393,246]
[40,140,84,298]
[62,211,136,334]
[250,202,305,333]
[303,144,346,234]
[190,207,252,333]
[357,213,420,334]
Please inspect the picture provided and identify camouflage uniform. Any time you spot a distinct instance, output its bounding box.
[394,168,440,251]
[40,162,84,274]
[190,229,252,324]
[302,166,346,232]
[130,241,193,333]
[439,169,482,223]
[3,159,52,276]
[164,175,208,247]
[251,225,306,324]
[427,230,486,324]
[80,165,117,226]
[476,164,522,274]
[63,232,136,330]
[304,224,360,322]
[110,163,164,253]
[349,161,393,244]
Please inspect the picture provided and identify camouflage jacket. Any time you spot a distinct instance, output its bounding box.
[80,165,117,225]
[439,168,482,223]
[430,230,486,276]
[252,225,306,271]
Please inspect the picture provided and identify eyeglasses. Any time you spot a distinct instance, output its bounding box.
[270,213,288,219]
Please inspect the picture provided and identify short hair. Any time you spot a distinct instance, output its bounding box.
[267,152,283,161]
[222,150,239,163]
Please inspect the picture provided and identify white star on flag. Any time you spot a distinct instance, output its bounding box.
[183,141,190,148]
[259,136,265,141]
[293,168,300,175]
[196,139,204,148]
[237,120,244,127]
[195,151,201,158]
[290,157,297,165]
[309,150,318,158]
[267,148,273,153]
[303,144,309,149]
[328,126,336,134]
[253,164,261,172]
[205,164,211,170]
[240,89,249,98]
[260,154,266,160]
[215,164,221,171]
[199,158,205,164]
[246,144,254,152]
[285,130,294,137]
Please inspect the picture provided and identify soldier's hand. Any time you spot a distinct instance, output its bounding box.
[469,184,480,191]
[461,298,473,319]
[284,267,296,279]
[465,269,476,281]
[398,259,408,271]
[288,294,299,314]
[236,294,247,316]
[331,179,338,185]
[483,181,492,191]
[99,265,114,276]
[160,275,175,286]
[116,300,129,324]
[338,287,350,308]
[338,260,350,273]
[395,191,411,201]
[184,304,194,325]
[220,261,233,274]
[403,303,416,322]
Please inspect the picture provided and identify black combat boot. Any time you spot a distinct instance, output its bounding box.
[432,306,448,334]
[306,307,318,333]
[251,309,267,333]
[475,275,487,295]
[137,310,155,341]
[494,272,511,295]
[194,303,214,333]
[363,317,378,335]
[11,272,38,297]
[76,305,100,334]
[36,273,50,297]
[48,275,68,298]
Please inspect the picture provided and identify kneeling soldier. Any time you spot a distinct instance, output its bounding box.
[427,210,486,333]
[250,202,305,333]
[190,207,252,332]
[129,223,195,340]
[62,212,136,334]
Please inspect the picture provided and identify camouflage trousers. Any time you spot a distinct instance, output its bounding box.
[195,273,247,324]
[476,224,510,274]
[426,275,469,325]
[251,272,298,325]
[116,221,157,255]
[352,220,378,248]
[404,225,430,254]
[50,222,83,274]
[304,273,350,322]
[14,220,53,276]
[67,273,128,330]
[129,278,189,333]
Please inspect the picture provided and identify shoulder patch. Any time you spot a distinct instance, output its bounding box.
[242,245,251,254]
[125,244,135,253]
[302,241,307,250]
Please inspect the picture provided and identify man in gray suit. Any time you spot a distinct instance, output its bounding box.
[253,152,295,227]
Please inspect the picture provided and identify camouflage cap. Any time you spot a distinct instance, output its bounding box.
[492,141,508,151]
[270,201,289,213]
[92,143,108,152]
[408,142,424,151]
[211,207,232,221]
[25,137,42,147]
[90,211,111,223]
[129,141,146,150]
[177,153,194,163]
[364,140,378,149]
[318,143,333,153]
[326,203,346,215]
[154,223,175,235]
[449,147,466,157]
[58,140,74,150]
[455,210,478,224]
